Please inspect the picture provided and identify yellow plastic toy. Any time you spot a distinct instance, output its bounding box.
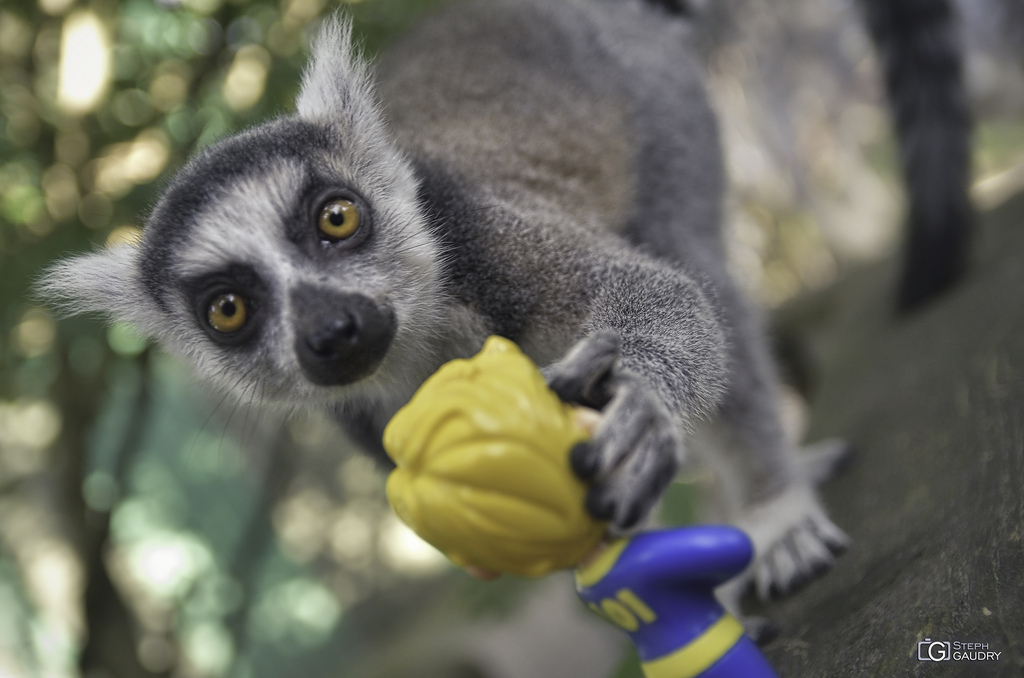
[382,335,606,577]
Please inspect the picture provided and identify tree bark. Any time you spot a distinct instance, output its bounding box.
[761,192,1024,676]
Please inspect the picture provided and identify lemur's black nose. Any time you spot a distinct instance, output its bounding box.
[291,285,396,386]
[306,313,360,358]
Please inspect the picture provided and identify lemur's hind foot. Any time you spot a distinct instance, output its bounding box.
[742,485,849,600]
[737,440,853,601]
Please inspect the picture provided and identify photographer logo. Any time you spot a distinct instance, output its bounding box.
[917,638,1001,662]
[918,639,950,661]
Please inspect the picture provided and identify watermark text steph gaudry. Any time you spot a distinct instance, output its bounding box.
[918,638,1001,662]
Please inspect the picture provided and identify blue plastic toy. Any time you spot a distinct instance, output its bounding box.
[575,525,779,678]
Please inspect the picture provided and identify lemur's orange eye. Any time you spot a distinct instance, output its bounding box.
[207,293,247,333]
[318,199,361,240]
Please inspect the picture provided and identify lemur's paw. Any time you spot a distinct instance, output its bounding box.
[738,485,849,601]
[544,331,681,530]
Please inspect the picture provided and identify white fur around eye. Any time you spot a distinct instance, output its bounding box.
[173,166,304,280]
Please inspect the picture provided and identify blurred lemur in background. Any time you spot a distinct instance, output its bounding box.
[41,0,972,603]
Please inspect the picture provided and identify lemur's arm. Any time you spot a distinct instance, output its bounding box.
[414,165,727,529]
[545,256,728,528]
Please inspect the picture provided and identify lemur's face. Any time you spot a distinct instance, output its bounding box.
[132,118,442,409]
[41,22,449,411]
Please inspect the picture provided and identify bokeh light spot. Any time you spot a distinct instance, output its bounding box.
[183,0,223,16]
[2,185,45,226]
[13,309,56,359]
[38,0,75,16]
[107,322,148,357]
[106,225,143,248]
[0,399,62,463]
[379,513,447,575]
[112,89,155,127]
[41,164,80,222]
[0,12,34,58]
[57,12,111,115]
[77,192,113,229]
[329,504,374,566]
[181,621,234,675]
[149,62,191,112]
[251,578,341,647]
[54,130,90,167]
[223,45,270,112]
[122,531,214,602]
[137,634,175,673]
[82,472,120,512]
[91,128,171,199]
[273,488,331,563]
[187,17,222,56]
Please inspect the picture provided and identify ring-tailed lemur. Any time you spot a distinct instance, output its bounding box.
[40,0,971,601]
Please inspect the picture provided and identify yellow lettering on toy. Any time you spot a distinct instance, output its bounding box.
[587,602,611,623]
[617,589,657,623]
[589,590,658,632]
[601,599,640,632]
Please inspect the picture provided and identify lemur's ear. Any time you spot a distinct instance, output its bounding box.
[37,245,159,330]
[295,17,380,126]
[295,17,417,193]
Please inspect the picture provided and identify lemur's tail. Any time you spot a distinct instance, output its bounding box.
[860,0,973,312]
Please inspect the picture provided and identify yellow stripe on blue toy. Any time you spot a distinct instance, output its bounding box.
[574,539,629,588]
[641,615,744,678]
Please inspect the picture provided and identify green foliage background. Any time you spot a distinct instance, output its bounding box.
[2,1,692,675]
[0,1,561,677]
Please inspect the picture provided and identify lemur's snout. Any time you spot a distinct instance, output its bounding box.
[291,285,396,386]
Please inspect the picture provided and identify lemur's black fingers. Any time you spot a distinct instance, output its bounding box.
[622,448,677,529]
[551,333,682,528]
[580,383,657,478]
[570,442,598,479]
[585,486,617,523]
[544,331,621,408]
[585,429,678,529]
